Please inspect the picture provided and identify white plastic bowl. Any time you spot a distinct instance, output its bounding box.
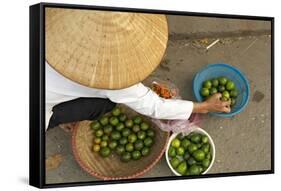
[165,126,216,176]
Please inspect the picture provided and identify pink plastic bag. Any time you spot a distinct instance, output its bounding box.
[150,78,202,133]
[151,114,202,133]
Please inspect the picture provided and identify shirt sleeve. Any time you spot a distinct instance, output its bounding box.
[105,83,194,120]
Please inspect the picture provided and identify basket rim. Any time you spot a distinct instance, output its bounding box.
[192,63,250,117]
[71,121,170,180]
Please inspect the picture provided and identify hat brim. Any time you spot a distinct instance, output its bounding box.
[46,8,168,89]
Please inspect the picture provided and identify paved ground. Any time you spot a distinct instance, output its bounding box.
[45,15,272,184]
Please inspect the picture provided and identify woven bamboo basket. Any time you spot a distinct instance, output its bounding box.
[71,106,169,180]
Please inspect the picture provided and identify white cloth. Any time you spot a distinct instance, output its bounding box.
[45,62,194,128]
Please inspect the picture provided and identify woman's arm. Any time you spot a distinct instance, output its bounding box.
[193,93,231,113]
[106,83,230,120]
[106,83,193,120]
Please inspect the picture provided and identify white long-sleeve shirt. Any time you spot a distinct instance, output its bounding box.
[45,62,194,128]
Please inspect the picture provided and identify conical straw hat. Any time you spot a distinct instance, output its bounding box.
[46,8,168,89]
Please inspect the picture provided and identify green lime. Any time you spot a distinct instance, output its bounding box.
[94,137,101,144]
[201,135,208,144]
[99,147,111,157]
[128,133,137,143]
[111,131,121,140]
[99,116,109,126]
[200,88,210,97]
[132,125,140,133]
[93,144,100,152]
[190,134,201,143]
[90,121,101,130]
[168,147,177,157]
[134,140,144,151]
[187,157,197,166]
[133,116,143,124]
[147,129,155,137]
[141,147,150,156]
[201,144,210,153]
[218,85,226,92]
[193,150,205,161]
[170,157,181,169]
[196,143,202,148]
[125,119,134,128]
[101,135,109,141]
[202,158,211,168]
[95,129,104,137]
[183,152,190,160]
[104,125,113,135]
[137,131,146,140]
[176,161,187,175]
[187,132,195,139]
[189,165,201,175]
[125,143,134,152]
[119,137,128,145]
[222,90,230,99]
[203,80,212,89]
[226,81,235,91]
[144,137,154,147]
[171,138,181,148]
[100,141,108,147]
[185,170,191,176]
[218,77,228,85]
[181,139,191,149]
[199,166,204,173]
[140,122,149,131]
[187,144,198,153]
[116,123,125,131]
[112,107,121,116]
[122,128,131,137]
[115,145,125,155]
[176,147,185,156]
[121,152,131,162]
[221,97,229,101]
[211,79,219,87]
[206,153,212,160]
[177,134,185,140]
[108,141,118,149]
[230,89,238,98]
[209,87,218,95]
[118,113,127,122]
[109,116,119,126]
[132,150,142,160]
[230,98,236,106]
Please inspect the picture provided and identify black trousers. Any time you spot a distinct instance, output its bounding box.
[48,98,116,130]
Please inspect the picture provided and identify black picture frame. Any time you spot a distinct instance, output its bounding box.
[29,2,274,189]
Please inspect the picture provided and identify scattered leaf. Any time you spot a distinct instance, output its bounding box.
[46,154,63,171]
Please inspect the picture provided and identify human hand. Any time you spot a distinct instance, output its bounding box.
[193,93,231,113]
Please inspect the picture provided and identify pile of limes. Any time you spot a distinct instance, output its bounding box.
[90,107,155,162]
[168,132,212,175]
[200,77,239,107]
